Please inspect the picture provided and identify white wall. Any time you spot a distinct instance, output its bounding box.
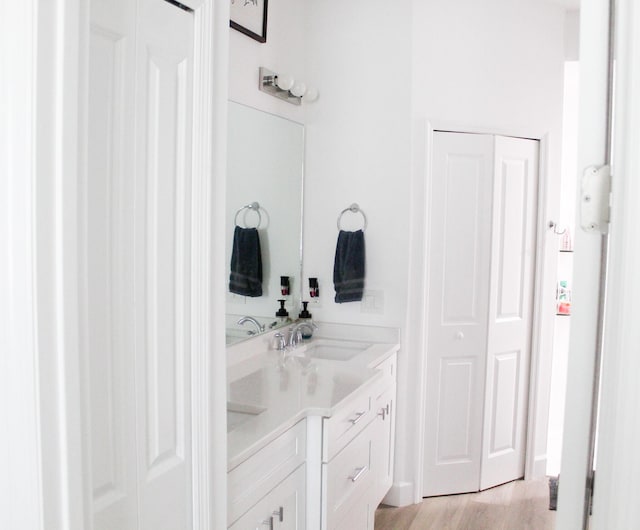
[228,0,306,123]
[302,0,413,328]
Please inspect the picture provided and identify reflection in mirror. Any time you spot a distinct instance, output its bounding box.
[226,101,304,345]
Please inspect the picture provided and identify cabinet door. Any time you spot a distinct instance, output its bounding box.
[372,385,396,505]
[229,465,306,530]
[329,492,370,530]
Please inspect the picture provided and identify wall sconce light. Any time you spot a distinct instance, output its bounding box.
[259,67,319,106]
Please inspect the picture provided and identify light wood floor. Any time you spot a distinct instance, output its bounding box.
[375,478,556,530]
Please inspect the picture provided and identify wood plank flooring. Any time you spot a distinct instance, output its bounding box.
[375,478,556,530]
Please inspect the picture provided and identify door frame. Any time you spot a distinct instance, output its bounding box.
[3,0,230,528]
[411,120,556,501]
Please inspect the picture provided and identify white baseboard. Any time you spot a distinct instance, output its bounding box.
[382,481,415,507]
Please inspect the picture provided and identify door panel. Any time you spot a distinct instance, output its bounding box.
[487,350,520,455]
[86,1,137,527]
[87,0,195,528]
[441,154,487,324]
[135,0,194,528]
[481,136,538,490]
[423,132,494,496]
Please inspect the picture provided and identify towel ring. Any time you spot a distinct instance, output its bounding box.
[337,203,367,232]
[234,202,262,229]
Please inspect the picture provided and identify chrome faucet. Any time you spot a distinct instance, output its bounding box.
[237,316,265,335]
[287,321,318,348]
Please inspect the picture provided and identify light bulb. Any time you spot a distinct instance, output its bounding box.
[276,73,294,91]
[290,80,307,98]
[303,87,319,102]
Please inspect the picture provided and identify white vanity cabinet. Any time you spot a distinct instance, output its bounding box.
[321,353,397,530]
[228,420,306,529]
[227,343,398,530]
[229,464,306,530]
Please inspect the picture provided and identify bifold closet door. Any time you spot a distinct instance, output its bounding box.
[480,136,538,490]
[85,0,195,528]
[422,132,538,497]
[422,132,495,497]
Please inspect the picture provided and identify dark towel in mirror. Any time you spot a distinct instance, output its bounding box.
[229,226,263,297]
[333,229,365,303]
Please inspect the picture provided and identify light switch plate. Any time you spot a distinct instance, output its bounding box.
[361,289,384,314]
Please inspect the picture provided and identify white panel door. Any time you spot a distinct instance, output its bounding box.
[480,136,538,490]
[134,1,194,529]
[86,1,138,528]
[422,132,495,496]
[422,132,539,497]
[87,0,194,528]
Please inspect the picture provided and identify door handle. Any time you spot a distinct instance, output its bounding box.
[350,411,366,425]
[262,516,274,530]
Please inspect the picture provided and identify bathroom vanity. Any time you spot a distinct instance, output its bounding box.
[226,325,399,530]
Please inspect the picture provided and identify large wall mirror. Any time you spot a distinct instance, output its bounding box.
[226,101,304,344]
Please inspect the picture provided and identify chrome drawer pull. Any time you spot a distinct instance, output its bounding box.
[350,411,366,425]
[262,516,274,529]
[349,466,367,482]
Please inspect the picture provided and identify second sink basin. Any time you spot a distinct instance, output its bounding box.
[304,340,371,361]
[227,401,266,433]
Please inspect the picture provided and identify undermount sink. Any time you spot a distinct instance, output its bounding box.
[227,401,266,433]
[304,340,371,361]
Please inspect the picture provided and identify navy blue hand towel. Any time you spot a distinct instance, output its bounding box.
[333,229,365,303]
[229,226,263,297]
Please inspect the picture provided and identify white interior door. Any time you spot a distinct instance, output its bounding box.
[86,0,194,528]
[480,136,538,490]
[422,132,538,497]
[422,132,495,497]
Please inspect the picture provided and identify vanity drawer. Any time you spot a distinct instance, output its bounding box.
[228,419,306,526]
[322,420,374,530]
[322,388,372,462]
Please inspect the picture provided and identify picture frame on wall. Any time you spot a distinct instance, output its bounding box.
[230,0,268,43]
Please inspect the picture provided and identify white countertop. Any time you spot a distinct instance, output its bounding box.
[227,333,399,471]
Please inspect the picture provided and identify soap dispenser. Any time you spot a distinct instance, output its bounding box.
[298,301,312,320]
[276,299,289,322]
[298,301,314,339]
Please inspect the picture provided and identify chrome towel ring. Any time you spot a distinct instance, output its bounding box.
[337,203,367,232]
[234,202,262,228]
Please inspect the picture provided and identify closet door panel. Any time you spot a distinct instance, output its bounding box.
[422,132,494,496]
[481,136,539,490]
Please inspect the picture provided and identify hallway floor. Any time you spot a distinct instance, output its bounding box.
[374,478,555,530]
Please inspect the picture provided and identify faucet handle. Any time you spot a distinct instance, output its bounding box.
[273,332,286,351]
[287,328,302,348]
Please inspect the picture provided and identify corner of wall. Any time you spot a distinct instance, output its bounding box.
[382,481,416,508]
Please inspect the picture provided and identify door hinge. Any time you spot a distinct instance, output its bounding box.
[581,165,612,234]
